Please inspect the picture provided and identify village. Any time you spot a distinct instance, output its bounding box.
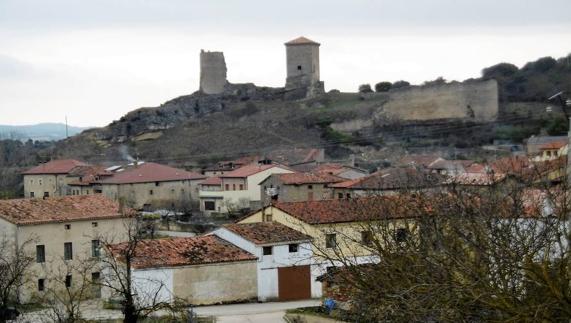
[1,4,571,319]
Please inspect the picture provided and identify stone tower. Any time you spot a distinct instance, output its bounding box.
[200,50,227,95]
[285,36,324,98]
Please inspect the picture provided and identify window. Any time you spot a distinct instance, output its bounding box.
[64,224,71,230]
[264,214,272,222]
[91,240,100,257]
[239,184,244,190]
[297,65,302,70]
[39,180,42,185]
[92,222,98,228]
[361,231,373,246]
[225,184,230,191]
[263,246,273,255]
[289,244,299,253]
[308,185,313,190]
[36,245,45,263]
[149,190,153,195]
[204,201,216,211]
[233,184,236,191]
[91,272,100,284]
[43,192,49,198]
[338,193,343,199]
[65,275,72,288]
[325,234,337,248]
[395,228,408,242]
[38,279,45,292]
[64,242,73,260]
[155,182,160,187]
[346,193,351,199]
[30,192,35,198]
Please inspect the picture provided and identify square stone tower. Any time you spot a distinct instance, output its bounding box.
[285,36,324,98]
[200,50,227,95]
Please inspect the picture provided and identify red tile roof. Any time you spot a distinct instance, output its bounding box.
[22,159,89,175]
[68,165,113,186]
[222,164,290,178]
[200,176,222,186]
[313,163,366,176]
[427,159,474,170]
[272,172,345,185]
[398,155,442,167]
[445,173,507,186]
[538,141,566,150]
[108,235,256,269]
[224,222,311,245]
[99,162,205,184]
[285,36,320,46]
[273,196,423,225]
[0,195,132,225]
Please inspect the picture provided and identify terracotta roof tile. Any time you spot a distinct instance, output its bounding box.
[99,162,205,184]
[22,159,89,175]
[538,141,567,150]
[108,235,256,269]
[273,172,345,185]
[224,222,311,245]
[0,195,132,225]
[273,196,423,225]
[330,168,442,190]
[285,36,320,46]
[398,155,443,167]
[200,176,222,186]
[427,159,474,170]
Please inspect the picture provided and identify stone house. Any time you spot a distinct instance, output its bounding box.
[22,159,89,198]
[105,235,258,305]
[0,195,132,303]
[97,162,206,210]
[212,222,318,301]
[198,164,293,214]
[330,167,442,199]
[259,172,344,204]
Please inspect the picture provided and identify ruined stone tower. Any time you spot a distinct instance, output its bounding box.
[285,36,324,99]
[200,50,227,94]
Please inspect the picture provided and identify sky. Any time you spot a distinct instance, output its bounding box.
[1,0,570,127]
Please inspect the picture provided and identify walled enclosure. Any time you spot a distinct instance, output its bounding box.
[379,79,498,122]
[200,50,227,95]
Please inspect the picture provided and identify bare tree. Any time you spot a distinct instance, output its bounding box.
[0,236,34,320]
[312,171,571,322]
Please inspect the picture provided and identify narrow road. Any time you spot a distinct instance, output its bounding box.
[194,299,321,322]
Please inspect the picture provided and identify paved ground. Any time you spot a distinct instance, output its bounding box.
[193,299,320,317]
[216,312,287,323]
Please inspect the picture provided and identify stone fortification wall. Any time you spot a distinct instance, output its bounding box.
[380,79,498,121]
[200,50,227,94]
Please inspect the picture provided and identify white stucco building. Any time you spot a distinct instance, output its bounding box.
[213,222,321,301]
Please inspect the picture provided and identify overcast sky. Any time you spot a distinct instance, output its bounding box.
[1,0,570,127]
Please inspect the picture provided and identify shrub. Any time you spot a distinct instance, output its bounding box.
[374,82,392,92]
[358,84,373,93]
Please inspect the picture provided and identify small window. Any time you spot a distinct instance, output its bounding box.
[233,184,236,191]
[325,234,337,248]
[308,185,313,190]
[337,193,343,199]
[91,272,100,284]
[64,242,73,260]
[297,65,302,70]
[204,201,216,211]
[289,244,299,253]
[36,245,45,263]
[395,228,408,242]
[64,224,71,230]
[155,182,160,187]
[38,279,45,292]
[91,240,100,258]
[263,246,273,256]
[39,180,42,185]
[264,214,273,222]
[43,192,49,198]
[239,184,244,190]
[225,184,230,191]
[92,222,98,227]
[65,275,72,288]
[361,231,373,246]
[149,190,153,195]
[346,193,351,199]
[30,192,35,198]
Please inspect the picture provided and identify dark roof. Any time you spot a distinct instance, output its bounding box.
[22,159,89,175]
[224,222,311,245]
[273,196,423,225]
[0,195,132,225]
[98,162,205,184]
[330,167,442,190]
[427,159,474,171]
[285,36,320,46]
[527,136,567,145]
[108,236,256,269]
[268,172,345,185]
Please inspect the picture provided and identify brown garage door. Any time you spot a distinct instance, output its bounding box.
[278,265,311,301]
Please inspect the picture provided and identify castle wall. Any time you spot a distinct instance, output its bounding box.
[285,45,320,89]
[380,79,498,121]
[200,50,227,95]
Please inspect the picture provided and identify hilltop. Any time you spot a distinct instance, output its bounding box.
[0,123,89,141]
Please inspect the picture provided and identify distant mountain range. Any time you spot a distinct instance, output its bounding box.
[0,123,91,141]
